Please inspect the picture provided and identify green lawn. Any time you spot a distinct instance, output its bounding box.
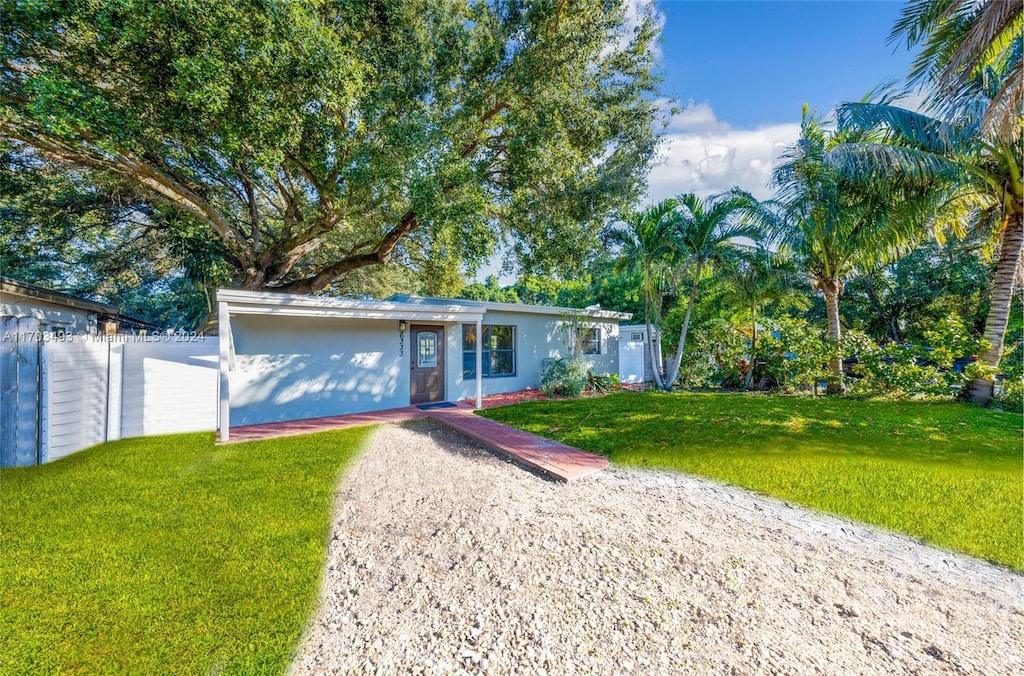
[481,392,1024,570]
[0,428,371,674]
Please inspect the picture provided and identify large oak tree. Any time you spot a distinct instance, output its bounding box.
[1,0,662,293]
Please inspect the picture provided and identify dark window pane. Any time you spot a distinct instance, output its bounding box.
[463,325,514,378]
[462,324,477,350]
[491,350,514,376]
[490,325,514,349]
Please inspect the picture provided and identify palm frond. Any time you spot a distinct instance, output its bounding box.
[889,0,958,49]
[980,46,1023,140]
[825,142,971,187]
[835,102,973,153]
[940,0,1020,94]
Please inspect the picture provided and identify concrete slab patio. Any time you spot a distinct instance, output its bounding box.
[224,398,608,482]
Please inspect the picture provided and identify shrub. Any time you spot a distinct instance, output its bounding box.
[847,342,949,398]
[585,371,620,393]
[683,320,746,388]
[758,317,832,392]
[846,315,989,400]
[541,355,590,397]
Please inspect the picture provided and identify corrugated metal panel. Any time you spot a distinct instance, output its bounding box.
[1,316,20,466]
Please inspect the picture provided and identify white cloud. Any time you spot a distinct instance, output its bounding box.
[474,101,800,284]
[646,102,801,203]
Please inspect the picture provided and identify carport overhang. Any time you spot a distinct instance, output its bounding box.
[215,289,486,442]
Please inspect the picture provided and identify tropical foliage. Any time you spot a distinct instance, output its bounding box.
[760,106,941,392]
[892,0,1022,139]
[829,91,1021,403]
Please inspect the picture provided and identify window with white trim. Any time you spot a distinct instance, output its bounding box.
[462,324,516,377]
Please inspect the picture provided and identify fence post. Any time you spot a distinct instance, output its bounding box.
[106,339,123,441]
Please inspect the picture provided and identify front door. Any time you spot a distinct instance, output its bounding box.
[410,325,445,405]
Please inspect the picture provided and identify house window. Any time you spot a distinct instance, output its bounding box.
[462,325,516,378]
[579,328,601,354]
[630,332,643,342]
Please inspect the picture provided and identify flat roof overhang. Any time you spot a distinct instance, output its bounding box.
[216,289,485,323]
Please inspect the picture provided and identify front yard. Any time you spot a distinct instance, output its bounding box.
[2,393,1019,673]
[481,392,1024,570]
[0,428,371,674]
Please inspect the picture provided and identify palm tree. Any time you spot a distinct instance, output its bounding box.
[760,108,928,393]
[892,0,1022,140]
[718,247,811,390]
[828,97,1022,403]
[661,192,763,390]
[610,200,679,390]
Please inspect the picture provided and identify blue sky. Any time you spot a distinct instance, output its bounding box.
[658,1,916,129]
[645,0,922,205]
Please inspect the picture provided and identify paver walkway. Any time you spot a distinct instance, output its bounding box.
[428,405,607,481]
[227,405,429,443]
[225,401,608,481]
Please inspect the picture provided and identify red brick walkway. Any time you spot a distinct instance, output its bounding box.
[224,398,608,482]
[227,405,429,443]
[429,404,608,481]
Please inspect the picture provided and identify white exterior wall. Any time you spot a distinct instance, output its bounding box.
[447,310,621,401]
[229,314,407,425]
[1,297,96,334]
[120,340,219,437]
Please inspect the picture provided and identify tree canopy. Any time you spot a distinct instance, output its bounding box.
[1,0,662,294]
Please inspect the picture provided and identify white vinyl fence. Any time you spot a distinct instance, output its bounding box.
[1,321,218,467]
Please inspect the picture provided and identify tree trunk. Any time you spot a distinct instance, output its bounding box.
[821,279,845,394]
[966,211,1024,404]
[645,319,665,391]
[663,263,703,392]
[743,318,757,391]
[642,288,666,390]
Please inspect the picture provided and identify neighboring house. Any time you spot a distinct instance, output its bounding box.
[618,324,658,384]
[215,289,631,438]
[0,276,161,334]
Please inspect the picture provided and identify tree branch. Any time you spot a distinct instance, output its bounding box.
[2,122,252,264]
[276,209,420,293]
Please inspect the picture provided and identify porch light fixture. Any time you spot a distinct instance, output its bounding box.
[399,320,408,331]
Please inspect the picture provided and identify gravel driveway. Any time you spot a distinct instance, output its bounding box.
[292,421,1023,674]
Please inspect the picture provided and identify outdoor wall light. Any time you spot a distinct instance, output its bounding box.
[399,320,408,331]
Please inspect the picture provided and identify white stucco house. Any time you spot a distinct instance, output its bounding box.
[216,289,632,440]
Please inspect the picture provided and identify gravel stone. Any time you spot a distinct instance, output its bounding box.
[290,420,1024,674]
